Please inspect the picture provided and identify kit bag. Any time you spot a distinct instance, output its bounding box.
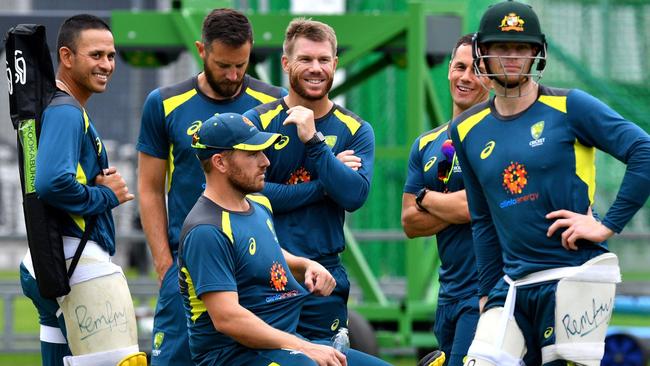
[5,24,95,299]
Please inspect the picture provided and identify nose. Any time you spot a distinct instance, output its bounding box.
[259,152,270,168]
[308,59,322,72]
[99,55,113,72]
[226,67,239,82]
[460,67,473,82]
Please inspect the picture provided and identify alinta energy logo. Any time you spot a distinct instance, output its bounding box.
[287,167,311,184]
[269,261,288,291]
[500,161,539,208]
[502,162,528,194]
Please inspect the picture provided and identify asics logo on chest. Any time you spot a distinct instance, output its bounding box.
[424,156,437,172]
[481,141,496,159]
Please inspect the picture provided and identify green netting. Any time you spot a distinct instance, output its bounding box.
[532,0,650,267]
[347,0,650,276]
[238,0,650,275]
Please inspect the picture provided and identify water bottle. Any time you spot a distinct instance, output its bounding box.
[331,327,350,355]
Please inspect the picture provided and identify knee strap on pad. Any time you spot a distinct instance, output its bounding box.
[40,324,67,344]
[63,345,139,366]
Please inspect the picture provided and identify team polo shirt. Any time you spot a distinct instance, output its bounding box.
[404,123,478,303]
[35,91,118,254]
[244,99,375,260]
[178,195,308,363]
[137,75,286,251]
[450,85,650,296]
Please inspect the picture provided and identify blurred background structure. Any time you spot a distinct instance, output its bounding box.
[1,0,650,365]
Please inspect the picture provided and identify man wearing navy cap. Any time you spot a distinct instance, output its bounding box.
[177,113,392,366]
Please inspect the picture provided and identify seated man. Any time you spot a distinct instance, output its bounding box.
[178,113,392,366]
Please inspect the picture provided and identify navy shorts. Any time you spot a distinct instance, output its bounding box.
[297,263,350,341]
[434,295,479,366]
[150,259,193,366]
[486,278,563,366]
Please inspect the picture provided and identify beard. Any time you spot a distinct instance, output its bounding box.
[204,65,244,99]
[289,70,333,101]
[227,163,263,195]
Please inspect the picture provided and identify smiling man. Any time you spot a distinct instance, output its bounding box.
[136,8,286,366]
[401,33,490,366]
[19,14,143,366]
[244,18,375,341]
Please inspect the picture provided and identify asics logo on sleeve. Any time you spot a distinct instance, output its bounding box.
[95,137,103,155]
[480,141,496,159]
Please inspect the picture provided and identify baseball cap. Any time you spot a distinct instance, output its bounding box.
[191,113,280,161]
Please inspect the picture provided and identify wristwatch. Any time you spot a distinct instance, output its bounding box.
[305,131,325,146]
[415,187,429,211]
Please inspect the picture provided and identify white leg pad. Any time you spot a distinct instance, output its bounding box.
[463,307,526,366]
[58,258,138,355]
[542,253,619,365]
[62,344,139,366]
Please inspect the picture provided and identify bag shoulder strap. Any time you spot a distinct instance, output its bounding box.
[47,91,103,278]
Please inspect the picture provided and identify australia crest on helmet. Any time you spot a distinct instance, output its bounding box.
[500,12,525,32]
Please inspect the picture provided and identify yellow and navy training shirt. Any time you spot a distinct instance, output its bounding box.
[137,75,286,252]
[450,85,650,296]
[244,99,375,261]
[178,195,308,365]
[404,123,478,303]
[35,91,117,254]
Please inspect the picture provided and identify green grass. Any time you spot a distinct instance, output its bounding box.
[622,272,650,281]
[611,312,650,327]
[0,270,21,280]
[0,353,42,365]
[0,297,39,333]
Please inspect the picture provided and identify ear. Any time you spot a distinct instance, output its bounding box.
[196,41,206,59]
[58,47,74,69]
[212,153,228,173]
[281,54,290,73]
[332,55,338,72]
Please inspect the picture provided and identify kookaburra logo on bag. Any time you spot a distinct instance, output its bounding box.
[7,49,27,95]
